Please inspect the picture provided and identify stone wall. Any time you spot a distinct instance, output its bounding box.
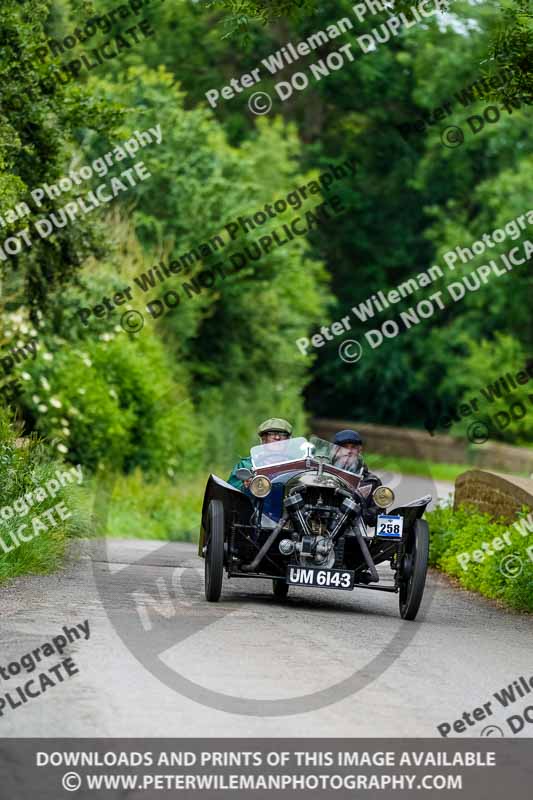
[454,470,533,521]
[312,418,533,475]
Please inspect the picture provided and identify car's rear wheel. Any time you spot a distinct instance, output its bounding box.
[399,519,429,620]
[205,500,225,602]
[272,579,289,599]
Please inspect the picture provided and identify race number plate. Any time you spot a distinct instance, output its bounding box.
[287,566,355,590]
[376,514,404,538]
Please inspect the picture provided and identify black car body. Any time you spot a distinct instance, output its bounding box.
[199,436,431,619]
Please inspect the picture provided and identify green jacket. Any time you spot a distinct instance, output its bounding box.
[228,456,252,491]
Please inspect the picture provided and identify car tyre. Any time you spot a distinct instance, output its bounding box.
[399,519,429,621]
[272,579,289,599]
[205,499,225,602]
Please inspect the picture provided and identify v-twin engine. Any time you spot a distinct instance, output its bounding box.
[281,488,360,567]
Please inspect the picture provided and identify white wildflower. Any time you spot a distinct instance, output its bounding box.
[38,404,48,413]
[57,443,68,454]
[50,397,62,409]
[40,376,51,391]
[43,353,53,362]
[21,372,31,381]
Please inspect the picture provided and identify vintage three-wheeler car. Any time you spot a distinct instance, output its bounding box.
[198,436,431,620]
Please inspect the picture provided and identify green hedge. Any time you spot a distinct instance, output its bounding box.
[0,410,91,583]
[19,329,202,477]
[427,503,533,612]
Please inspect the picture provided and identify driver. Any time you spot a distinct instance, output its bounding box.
[228,418,293,490]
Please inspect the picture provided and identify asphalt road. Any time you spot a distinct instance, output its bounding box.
[1,474,532,738]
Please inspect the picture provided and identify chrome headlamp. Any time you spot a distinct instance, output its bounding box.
[250,475,272,498]
[373,486,395,508]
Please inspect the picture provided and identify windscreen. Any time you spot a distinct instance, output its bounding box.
[251,435,364,475]
[309,435,364,476]
[250,436,311,468]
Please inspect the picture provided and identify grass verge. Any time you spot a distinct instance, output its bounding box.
[104,468,213,541]
[368,455,468,482]
[0,425,91,584]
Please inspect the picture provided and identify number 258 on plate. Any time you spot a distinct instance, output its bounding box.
[376,514,404,538]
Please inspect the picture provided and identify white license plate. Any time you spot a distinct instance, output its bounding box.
[376,514,404,538]
[287,566,355,590]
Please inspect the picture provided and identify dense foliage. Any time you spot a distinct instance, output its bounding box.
[169,0,532,435]
[0,0,531,550]
[427,502,533,611]
[0,0,121,311]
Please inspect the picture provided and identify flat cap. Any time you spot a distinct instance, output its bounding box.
[257,418,293,436]
[334,429,363,445]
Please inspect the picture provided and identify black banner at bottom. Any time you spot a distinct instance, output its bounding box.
[0,739,531,798]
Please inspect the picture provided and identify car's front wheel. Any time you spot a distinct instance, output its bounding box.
[205,499,225,602]
[399,519,429,620]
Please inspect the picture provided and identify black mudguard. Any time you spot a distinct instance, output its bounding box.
[198,475,254,556]
[389,494,432,530]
